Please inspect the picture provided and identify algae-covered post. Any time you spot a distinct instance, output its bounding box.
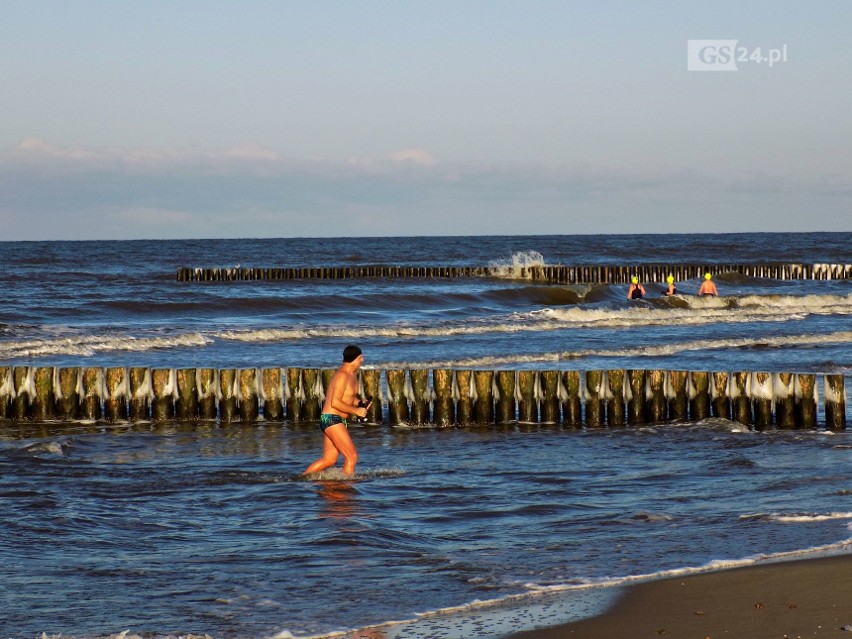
[495,370,515,424]
[302,369,321,422]
[751,372,773,431]
[239,368,260,421]
[261,368,284,421]
[32,366,55,421]
[824,375,847,431]
[773,373,796,429]
[731,371,752,426]
[81,367,103,421]
[13,367,33,420]
[410,369,430,424]
[667,370,688,421]
[129,367,151,421]
[606,369,625,426]
[539,370,560,424]
[455,370,473,424]
[386,369,409,424]
[432,369,454,426]
[584,370,604,427]
[517,370,537,423]
[151,368,175,421]
[104,367,128,422]
[689,371,710,421]
[198,368,218,420]
[647,369,666,423]
[473,370,494,424]
[627,369,646,424]
[794,374,817,429]
[175,368,199,420]
[711,372,731,420]
[286,368,303,423]
[56,367,81,421]
[560,370,581,427]
[361,368,382,423]
[219,368,238,422]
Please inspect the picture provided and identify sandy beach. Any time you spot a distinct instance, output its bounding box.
[508,554,852,639]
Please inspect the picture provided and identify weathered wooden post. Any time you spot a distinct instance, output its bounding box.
[32,367,55,421]
[517,370,537,423]
[55,367,81,421]
[689,372,710,421]
[667,371,688,421]
[495,370,515,423]
[129,368,151,421]
[585,370,604,427]
[560,371,581,427]
[825,375,847,431]
[709,372,730,420]
[301,368,321,422]
[432,369,454,426]
[410,369,430,424]
[647,370,666,423]
[81,367,103,420]
[13,367,33,420]
[0,366,13,419]
[455,370,474,424]
[794,374,817,429]
[261,368,284,421]
[627,369,646,424]
[239,368,260,421]
[104,367,128,422]
[732,371,752,426]
[197,368,218,420]
[751,372,773,431]
[474,370,494,424]
[361,369,382,423]
[151,369,175,421]
[286,368,304,422]
[219,368,238,422]
[605,369,625,426]
[774,373,796,429]
[539,370,560,423]
[386,369,409,424]
[174,368,199,420]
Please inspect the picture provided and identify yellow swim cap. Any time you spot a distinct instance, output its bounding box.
[631,276,638,284]
[705,272,712,280]
[666,275,674,284]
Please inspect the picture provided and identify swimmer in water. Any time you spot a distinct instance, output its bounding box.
[664,274,677,296]
[627,276,645,300]
[697,272,719,297]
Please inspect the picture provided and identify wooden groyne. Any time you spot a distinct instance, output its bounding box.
[0,366,846,430]
[176,263,852,283]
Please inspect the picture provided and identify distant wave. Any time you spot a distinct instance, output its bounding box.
[740,512,852,523]
[0,333,211,359]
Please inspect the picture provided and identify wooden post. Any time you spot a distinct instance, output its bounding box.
[455,370,473,424]
[731,371,752,426]
[81,367,103,420]
[361,369,382,423]
[129,367,150,421]
[104,367,128,422]
[239,368,260,421]
[410,369,430,424]
[175,368,199,420]
[606,369,625,426]
[711,372,731,420]
[495,370,515,423]
[151,369,175,421]
[286,368,304,422]
[433,369,454,426]
[261,368,284,421]
[689,372,710,421]
[794,374,817,429]
[55,367,81,421]
[667,370,688,422]
[219,368,238,422]
[824,375,847,431]
[539,370,560,424]
[0,366,13,419]
[13,367,33,421]
[585,370,604,427]
[32,367,55,421]
[647,370,666,423]
[474,370,494,424]
[197,368,218,420]
[301,368,321,422]
[386,369,409,424]
[560,371,581,427]
[627,369,646,424]
[751,372,773,431]
[517,370,537,423]
[774,373,796,429]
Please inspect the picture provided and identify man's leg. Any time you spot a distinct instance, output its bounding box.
[304,432,340,475]
[322,422,358,476]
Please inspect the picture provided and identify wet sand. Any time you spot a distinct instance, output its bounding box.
[507,554,852,639]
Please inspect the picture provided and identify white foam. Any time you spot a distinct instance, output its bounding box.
[741,512,852,523]
[487,250,548,279]
[0,332,212,359]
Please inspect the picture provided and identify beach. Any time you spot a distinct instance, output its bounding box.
[509,554,852,639]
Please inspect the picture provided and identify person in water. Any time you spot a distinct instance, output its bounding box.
[697,272,719,296]
[304,345,370,477]
[664,274,677,296]
[627,276,646,300]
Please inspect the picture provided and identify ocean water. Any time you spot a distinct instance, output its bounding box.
[1,233,851,638]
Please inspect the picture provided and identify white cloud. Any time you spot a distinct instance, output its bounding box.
[388,148,438,166]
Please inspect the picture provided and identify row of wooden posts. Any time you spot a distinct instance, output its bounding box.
[0,366,847,430]
[176,263,852,284]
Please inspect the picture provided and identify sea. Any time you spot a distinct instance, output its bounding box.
[0,233,851,639]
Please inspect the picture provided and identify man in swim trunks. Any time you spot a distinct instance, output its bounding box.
[304,345,370,477]
[697,272,719,296]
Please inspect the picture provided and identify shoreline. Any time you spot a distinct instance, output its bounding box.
[506,553,852,639]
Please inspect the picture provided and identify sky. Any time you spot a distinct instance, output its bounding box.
[1,0,851,240]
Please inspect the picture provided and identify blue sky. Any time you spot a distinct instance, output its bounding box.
[1,1,850,239]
